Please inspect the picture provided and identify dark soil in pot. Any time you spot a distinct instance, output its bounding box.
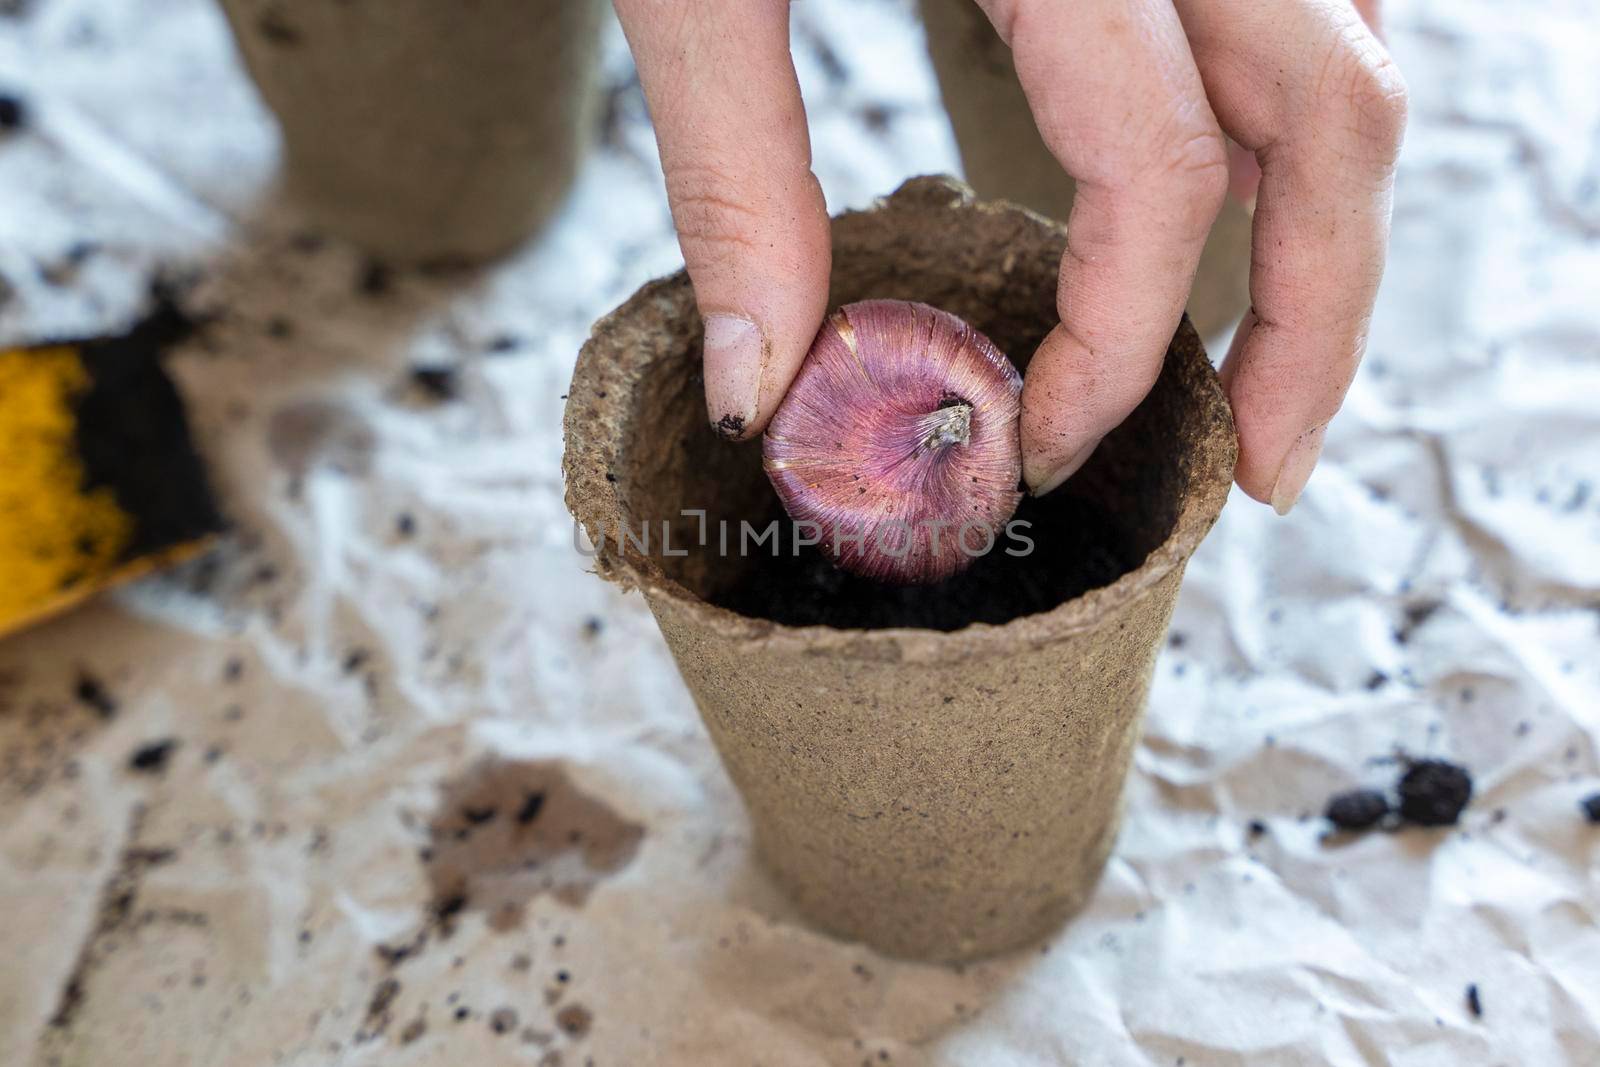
[711,489,1143,631]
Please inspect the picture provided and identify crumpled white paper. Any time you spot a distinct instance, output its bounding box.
[1,0,1596,1064]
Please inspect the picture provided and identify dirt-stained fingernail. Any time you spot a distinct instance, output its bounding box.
[703,314,763,440]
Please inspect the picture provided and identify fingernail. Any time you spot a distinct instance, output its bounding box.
[1270,424,1326,515]
[1024,439,1100,497]
[703,314,764,439]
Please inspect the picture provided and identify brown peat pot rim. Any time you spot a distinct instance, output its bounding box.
[563,176,1236,665]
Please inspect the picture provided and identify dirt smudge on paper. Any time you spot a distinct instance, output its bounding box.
[45,805,191,1035]
[422,759,644,932]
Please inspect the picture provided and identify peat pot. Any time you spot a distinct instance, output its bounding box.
[563,176,1236,961]
[219,0,605,261]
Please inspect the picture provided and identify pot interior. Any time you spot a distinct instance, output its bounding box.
[604,185,1207,631]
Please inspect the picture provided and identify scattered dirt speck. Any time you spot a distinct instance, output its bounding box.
[410,366,460,402]
[1465,983,1483,1019]
[1395,600,1442,644]
[399,1016,427,1044]
[358,259,392,297]
[0,91,26,132]
[433,893,467,923]
[517,791,546,825]
[1324,789,1390,831]
[74,673,117,717]
[358,977,401,1041]
[555,1003,592,1039]
[128,739,178,774]
[375,930,426,966]
[1397,759,1473,826]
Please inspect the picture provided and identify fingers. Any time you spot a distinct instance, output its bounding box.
[1175,0,1408,511]
[615,0,831,439]
[975,0,1230,495]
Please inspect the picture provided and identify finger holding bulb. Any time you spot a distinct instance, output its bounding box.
[615,0,1403,517]
[615,0,831,442]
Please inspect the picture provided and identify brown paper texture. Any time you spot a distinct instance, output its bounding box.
[1,0,1596,1064]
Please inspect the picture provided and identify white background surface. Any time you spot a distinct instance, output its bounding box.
[1,1,1597,1064]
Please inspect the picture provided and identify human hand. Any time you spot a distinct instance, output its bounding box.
[613,0,1406,512]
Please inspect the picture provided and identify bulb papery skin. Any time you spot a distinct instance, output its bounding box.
[762,300,1024,585]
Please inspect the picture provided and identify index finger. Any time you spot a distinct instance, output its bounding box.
[615,0,831,441]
